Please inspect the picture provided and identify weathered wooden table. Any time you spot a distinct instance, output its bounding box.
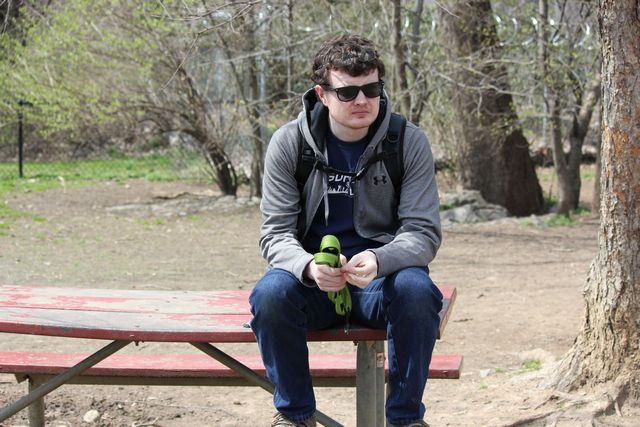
[0,284,458,427]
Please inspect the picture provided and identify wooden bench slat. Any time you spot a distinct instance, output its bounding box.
[0,352,462,380]
[0,286,455,314]
[0,286,456,342]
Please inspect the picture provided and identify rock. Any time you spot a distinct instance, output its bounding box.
[82,409,101,423]
[440,190,485,208]
[440,201,509,225]
[479,368,496,378]
[439,190,509,225]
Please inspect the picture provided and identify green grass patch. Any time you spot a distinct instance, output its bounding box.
[0,200,47,235]
[0,155,174,182]
[0,152,209,189]
[546,214,573,226]
[545,207,591,227]
[0,178,66,195]
[0,201,24,220]
[517,359,542,374]
[581,169,596,180]
[137,218,166,229]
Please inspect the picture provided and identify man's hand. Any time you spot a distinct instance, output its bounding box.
[342,250,378,289]
[305,254,348,292]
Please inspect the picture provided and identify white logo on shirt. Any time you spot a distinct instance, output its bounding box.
[328,173,354,197]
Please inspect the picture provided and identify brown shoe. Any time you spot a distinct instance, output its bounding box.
[271,412,317,427]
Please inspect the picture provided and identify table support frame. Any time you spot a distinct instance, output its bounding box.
[0,340,131,424]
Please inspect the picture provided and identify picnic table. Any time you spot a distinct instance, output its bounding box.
[0,284,460,427]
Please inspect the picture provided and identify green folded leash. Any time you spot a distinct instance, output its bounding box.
[313,235,352,316]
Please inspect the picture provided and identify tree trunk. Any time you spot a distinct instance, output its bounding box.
[202,142,237,196]
[552,78,600,215]
[248,8,265,198]
[407,0,428,124]
[219,23,265,198]
[549,94,574,214]
[537,0,549,152]
[547,0,640,396]
[441,0,544,216]
[391,0,410,117]
[183,68,238,196]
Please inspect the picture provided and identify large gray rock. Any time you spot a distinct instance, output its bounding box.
[439,190,509,225]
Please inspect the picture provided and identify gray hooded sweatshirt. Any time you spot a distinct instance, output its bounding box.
[259,88,441,285]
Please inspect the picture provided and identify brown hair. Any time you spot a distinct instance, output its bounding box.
[311,34,385,85]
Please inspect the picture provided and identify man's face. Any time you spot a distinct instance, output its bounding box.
[315,69,381,142]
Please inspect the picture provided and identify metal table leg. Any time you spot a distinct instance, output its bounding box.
[0,340,131,424]
[356,340,385,427]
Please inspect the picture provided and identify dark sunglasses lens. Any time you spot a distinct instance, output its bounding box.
[361,82,383,98]
[335,82,383,101]
[336,86,360,101]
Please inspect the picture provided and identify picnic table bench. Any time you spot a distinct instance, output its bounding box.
[0,284,461,427]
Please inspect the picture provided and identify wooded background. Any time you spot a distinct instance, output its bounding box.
[1,0,601,216]
[1,0,639,419]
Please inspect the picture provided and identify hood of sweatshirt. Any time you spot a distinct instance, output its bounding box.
[297,87,392,161]
[295,87,393,228]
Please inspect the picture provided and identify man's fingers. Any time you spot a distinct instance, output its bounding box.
[317,280,346,292]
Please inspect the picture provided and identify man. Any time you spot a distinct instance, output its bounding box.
[250,34,443,427]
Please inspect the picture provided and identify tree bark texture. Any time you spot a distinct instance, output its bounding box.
[549,0,640,395]
[441,0,544,216]
[391,0,410,117]
[248,9,264,198]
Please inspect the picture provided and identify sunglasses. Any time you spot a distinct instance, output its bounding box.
[321,80,384,102]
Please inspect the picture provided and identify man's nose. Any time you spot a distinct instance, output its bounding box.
[353,89,367,104]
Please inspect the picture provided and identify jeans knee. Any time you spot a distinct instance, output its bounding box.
[250,269,300,318]
[389,268,443,316]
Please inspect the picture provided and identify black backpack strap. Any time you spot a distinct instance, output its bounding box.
[295,128,316,194]
[382,113,407,196]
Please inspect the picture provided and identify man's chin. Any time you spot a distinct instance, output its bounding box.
[349,116,375,129]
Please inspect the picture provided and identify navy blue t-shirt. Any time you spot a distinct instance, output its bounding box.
[302,131,383,258]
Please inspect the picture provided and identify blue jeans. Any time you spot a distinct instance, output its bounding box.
[249,267,443,425]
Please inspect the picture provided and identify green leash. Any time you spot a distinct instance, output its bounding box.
[313,235,352,317]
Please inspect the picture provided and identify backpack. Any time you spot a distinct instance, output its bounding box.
[294,112,407,196]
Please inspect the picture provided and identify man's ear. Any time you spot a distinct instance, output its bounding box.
[315,85,329,107]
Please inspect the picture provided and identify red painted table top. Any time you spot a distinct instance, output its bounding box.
[0,284,455,343]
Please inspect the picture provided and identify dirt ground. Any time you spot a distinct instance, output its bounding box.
[1,171,638,426]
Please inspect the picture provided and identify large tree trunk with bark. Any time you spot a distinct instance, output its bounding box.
[548,0,640,397]
[441,0,544,216]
